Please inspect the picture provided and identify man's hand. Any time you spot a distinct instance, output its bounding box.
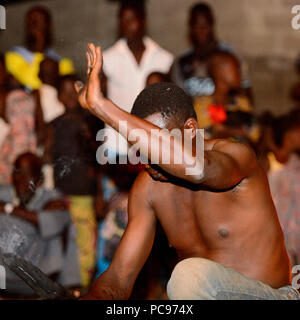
[75,43,106,115]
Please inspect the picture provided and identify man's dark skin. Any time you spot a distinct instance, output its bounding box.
[76,44,290,300]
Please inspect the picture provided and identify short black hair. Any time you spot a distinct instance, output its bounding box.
[189,2,214,26]
[119,0,146,20]
[131,82,196,127]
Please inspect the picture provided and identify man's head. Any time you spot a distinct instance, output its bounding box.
[0,53,8,87]
[119,0,146,42]
[58,75,80,110]
[208,51,241,91]
[39,58,59,87]
[25,6,52,52]
[132,82,198,181]
[189,2,215,48]
[13,153,43,205]
[131,82,197,131]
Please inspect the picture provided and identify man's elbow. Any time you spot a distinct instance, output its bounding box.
[183,157,206,184]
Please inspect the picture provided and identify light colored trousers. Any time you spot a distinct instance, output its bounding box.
[167,258,300,300]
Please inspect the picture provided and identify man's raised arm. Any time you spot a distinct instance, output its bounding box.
[81,173,157,300]
[75,43,203,184]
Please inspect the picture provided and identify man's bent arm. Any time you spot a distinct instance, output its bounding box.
[77,44,257,189]
[76,44,203,184]
[82,173,157,300]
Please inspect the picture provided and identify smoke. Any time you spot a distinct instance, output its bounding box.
[0,218,28,256]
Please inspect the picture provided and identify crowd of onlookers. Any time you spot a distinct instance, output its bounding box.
[0,0,300,299]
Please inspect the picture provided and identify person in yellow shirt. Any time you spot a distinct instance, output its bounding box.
[5,6,74,91]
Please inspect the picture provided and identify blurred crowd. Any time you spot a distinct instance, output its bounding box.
[0,0,300,299]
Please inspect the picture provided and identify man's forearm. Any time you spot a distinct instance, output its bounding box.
[82,271,133,300]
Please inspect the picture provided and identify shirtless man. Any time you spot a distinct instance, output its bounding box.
[75,43,298,300]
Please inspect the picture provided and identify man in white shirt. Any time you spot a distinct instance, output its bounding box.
[101,1,174,160]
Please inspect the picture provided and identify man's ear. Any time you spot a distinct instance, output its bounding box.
[184,118,199,139]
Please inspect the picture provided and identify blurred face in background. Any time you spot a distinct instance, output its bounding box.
[119,7,145,42]
[13,157,42,205]
[26,8,52,51]
[39,58,59,87]
[58,79,79,110]
[190,12,214,47]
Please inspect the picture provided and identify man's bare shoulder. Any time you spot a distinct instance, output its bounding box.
[209,139,257,166]
[129,170,160,205]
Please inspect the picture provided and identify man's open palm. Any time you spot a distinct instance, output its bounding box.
[75,43,104,114]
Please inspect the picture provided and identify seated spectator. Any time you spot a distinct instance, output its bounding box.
[32,58,66,152]
[170,2,251,99]
[0,153,80,297]
[44,75,99,289]
[194,51,252,130]
[5,6,74,91]
[0,56,37,184]
[268,109,300,266]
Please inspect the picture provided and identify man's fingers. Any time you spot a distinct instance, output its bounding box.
[88,43,95,67]
[86,52,92,76]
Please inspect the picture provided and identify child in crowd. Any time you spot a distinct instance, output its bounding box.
[44,75,99,289]
[194,50,252,130]
[36,58,65,124]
